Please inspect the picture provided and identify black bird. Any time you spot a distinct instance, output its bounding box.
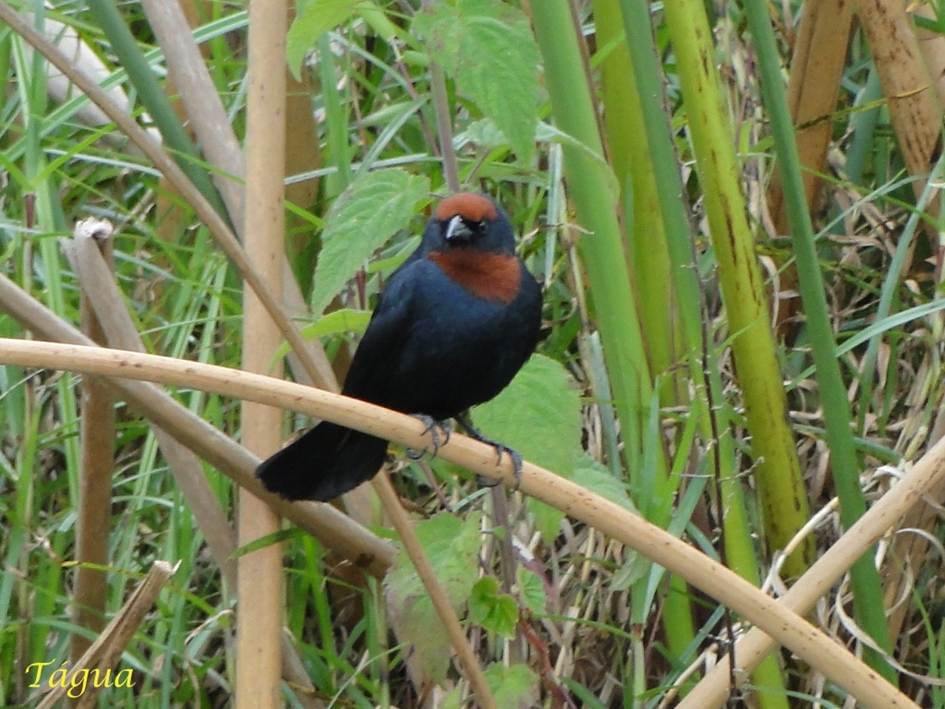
[257,192,542,501]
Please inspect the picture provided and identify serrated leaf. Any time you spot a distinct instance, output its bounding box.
[413,0,539,162]
[484,663,539,709]
[286,0,364,78]
[385,512,481,682]
[311,169,429,316]
[473,354,582,542]
[516,567,546,614]
[469,576,518,637]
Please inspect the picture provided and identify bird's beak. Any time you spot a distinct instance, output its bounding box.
[445,215,473,243]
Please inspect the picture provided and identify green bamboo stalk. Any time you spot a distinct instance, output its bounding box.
[707,351,789,709]
[87,0,228,220]
[531,3,655,478]
[616,0,703,364]
[663,0,812,578]
[742,0,896,682]
[592,0,680,406]
[530,0,697,682]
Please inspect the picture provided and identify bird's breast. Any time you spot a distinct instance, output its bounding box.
[427,250,521,305]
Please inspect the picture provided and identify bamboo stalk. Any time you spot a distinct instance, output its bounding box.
[0,338,919,709]
[768,0,854,233]
[857,0,943,187]
[70,220,115,662]
[743,0,895,681]
[237,3,288,705]
[0,272,394,578]
[529,0,657,474]
[591,0,680,405]
[533,1,698,669]
[664,0,812,577]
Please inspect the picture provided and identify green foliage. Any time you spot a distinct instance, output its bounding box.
[385,511,481,681]
[468,576,518,637]
[484,663,539,708]
[473,354,582,541]
[516,567,546,615]
[286,0,366,77]
[413,0,540,162]
[573,455,636,513]
[310,168,430,316]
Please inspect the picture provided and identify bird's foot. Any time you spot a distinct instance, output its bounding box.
[455,412,524,490]
[405,414,452,461]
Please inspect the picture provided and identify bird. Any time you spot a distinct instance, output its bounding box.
[257,192,543,501]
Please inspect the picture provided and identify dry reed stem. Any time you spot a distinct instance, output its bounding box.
[143,0,384,534]
[68,221,239,586]
[913,4,945,107]
[883,469,945,640]
[372,472,496,708]
[0,0,326,389]
[55,233,333,707]
[36,560,176,709]
[681,435,945,707]
[237,3,289,705]
[140,0,338,395]
[857,0,943,185]
[768,0,854,233]
[0,339,920,709]
[141,0,376,524]
[0,273,394,577]
[70,221,115,662]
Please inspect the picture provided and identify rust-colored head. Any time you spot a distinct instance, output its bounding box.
[434,192,498,223]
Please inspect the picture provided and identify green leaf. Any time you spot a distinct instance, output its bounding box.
[300,308,372,339]
[286,0,365,78]
[311,169,430,316]
[473,354,582,542]
[413,0,540,162]
[572,455,636,514]
[469,576,518,637]
[231,528,302,558]
[516,567,546,614]
[611,549,649,592]
[484,663,539,709]
[385,511,481,682]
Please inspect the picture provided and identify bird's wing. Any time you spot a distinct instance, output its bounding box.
[340,261,419,402]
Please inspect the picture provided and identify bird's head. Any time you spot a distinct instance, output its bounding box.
[426,192,515,254]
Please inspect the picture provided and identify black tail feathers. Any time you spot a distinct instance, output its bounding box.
[256,422,388,501]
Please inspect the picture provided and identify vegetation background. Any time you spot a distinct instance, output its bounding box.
[0,0,944,706]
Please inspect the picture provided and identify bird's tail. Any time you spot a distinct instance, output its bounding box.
[256,422,388,501]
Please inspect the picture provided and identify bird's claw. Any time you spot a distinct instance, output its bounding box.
[406,414,452,461]
[455,412,523,490]
[475,445,523,490]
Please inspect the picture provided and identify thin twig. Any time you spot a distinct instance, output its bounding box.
[372,472,495,708]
